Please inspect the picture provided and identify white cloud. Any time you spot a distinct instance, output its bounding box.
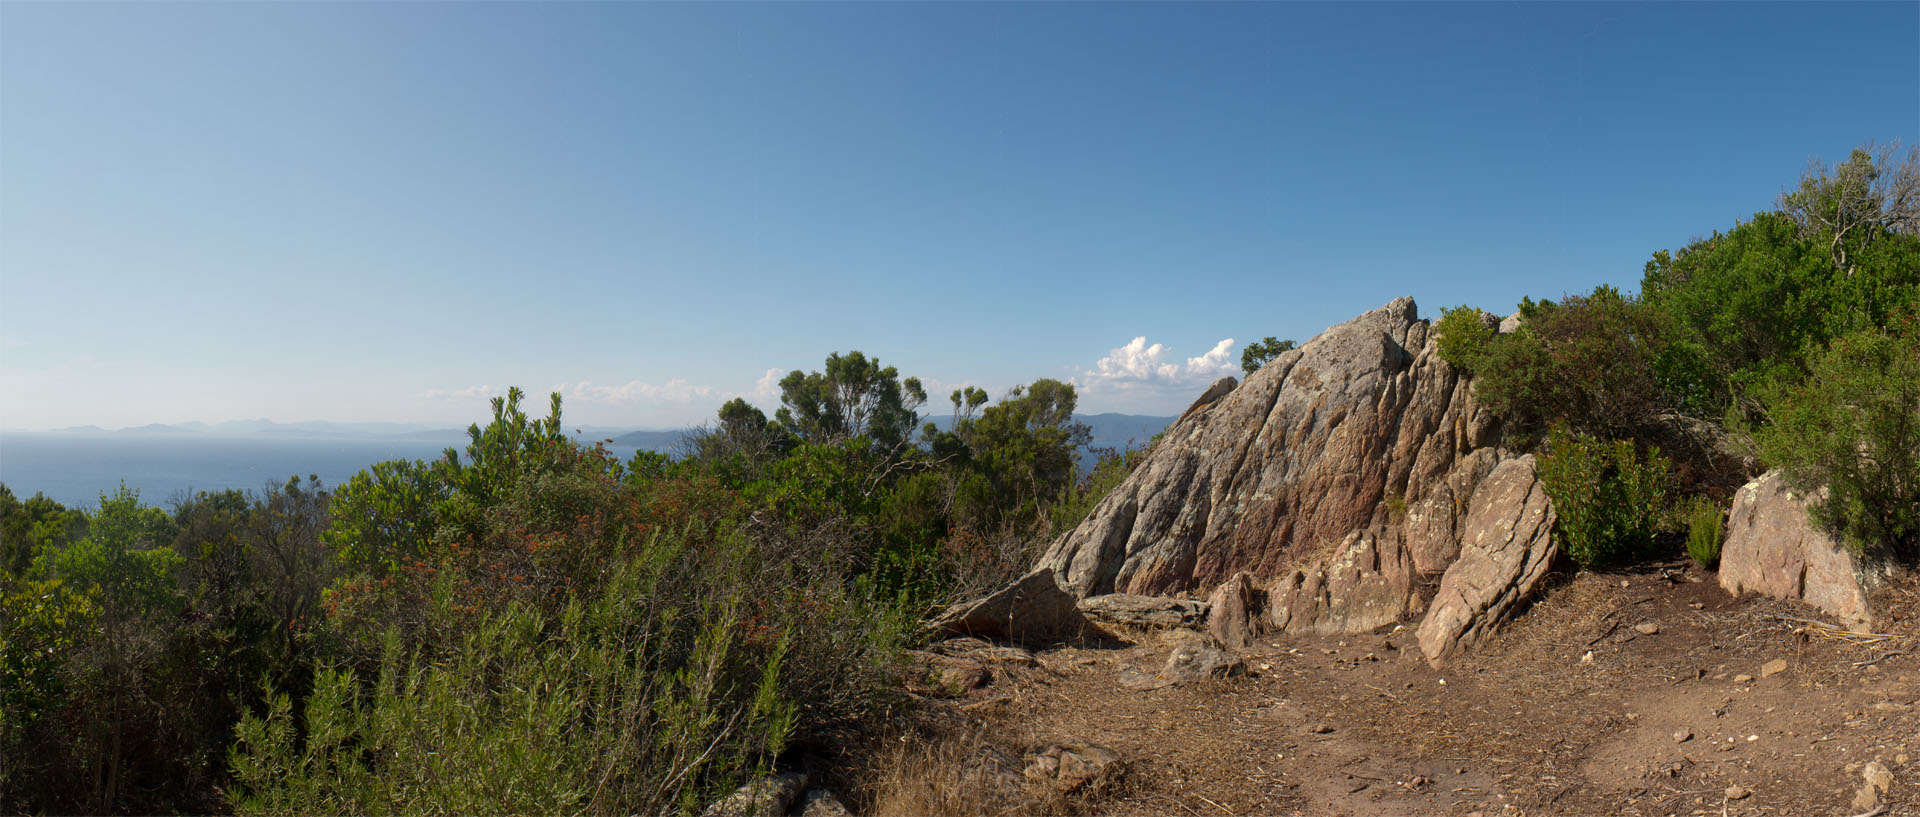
[423,384,504,401]
[553,379,718,405]
[752,367,783,401]
[1073,335,1240,412]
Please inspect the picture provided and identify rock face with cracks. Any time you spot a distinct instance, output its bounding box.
[1037,297,1553,643]
[1719,469,1876,628]
[1415,455,1559,667]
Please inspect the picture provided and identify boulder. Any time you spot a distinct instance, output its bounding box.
[699,771,807,817]
[1206,571,1267,649]
[1118,630,1246,690]
[1416,455,1559,667]
[931,567,1091,645]
[1718,470,1874,628]
[903,650,991,698]
[1077,594,1210,632]
[795,790,853,817]
[1023,742,1125,795]
[1038,298,1516,638]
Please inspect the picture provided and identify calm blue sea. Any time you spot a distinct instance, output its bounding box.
[0,434,652,508]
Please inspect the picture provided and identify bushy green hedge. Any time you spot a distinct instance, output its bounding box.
[1537,425,1674,570]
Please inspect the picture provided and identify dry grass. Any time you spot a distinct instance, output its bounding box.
[859,723,1071,817]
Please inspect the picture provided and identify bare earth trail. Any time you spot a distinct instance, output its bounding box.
[941,562,1918,817]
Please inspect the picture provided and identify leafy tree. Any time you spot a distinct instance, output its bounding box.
[1756,323,1920,558]
[1239,337,1297,375]
[0,486,87,577]
[774,351,926,451]
[1779,142,1920,276]
[951,379,1092,534]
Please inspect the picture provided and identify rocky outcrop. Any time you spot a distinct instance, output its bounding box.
[1416,455,1559,666]
[1077,594,1210,633]
[1719,470,1874,628]
[932,568,1091,645]
[1038,297,1516,637]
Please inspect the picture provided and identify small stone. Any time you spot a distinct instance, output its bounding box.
[1689,602,1704,610]
[1746,734,1759,742]
[1761,658,1788,678]
[1620,579,1632,589]
[1733,674,1755,684]
[1863,760,1893,792]
[1580,651,1594,663]
[1873,701,1908,711]
[1853,785,1880,811]
[1308,723,1335,734]
[1724,784,1751,800]
[1897,753,1911,764]
[1718,742,1735,752]
[1634,621,1661,635]
[1672,729,1693,743]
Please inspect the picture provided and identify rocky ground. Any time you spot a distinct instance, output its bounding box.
[911,560,1918,817]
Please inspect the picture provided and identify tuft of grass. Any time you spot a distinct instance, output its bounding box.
[1684,496,1724,569]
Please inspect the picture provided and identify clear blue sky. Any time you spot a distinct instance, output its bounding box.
[3,1,1915,431]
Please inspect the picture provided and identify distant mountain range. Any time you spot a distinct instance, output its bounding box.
[29,413,1175,461]
[611,412,1174,457]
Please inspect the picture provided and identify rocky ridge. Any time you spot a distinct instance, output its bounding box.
[1034,297,1555,662]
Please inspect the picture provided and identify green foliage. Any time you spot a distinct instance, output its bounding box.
[1464,287,1682,442]
[0,486,87,577]
[1682,496,1724,569]
[1536,425,1674,570]
[775,351,927,451]
[1239,336,1297,375]
[1755,323,1920,558]
[1434,305,1496,371]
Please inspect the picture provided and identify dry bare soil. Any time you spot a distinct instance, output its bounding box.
[921,561,1919,817]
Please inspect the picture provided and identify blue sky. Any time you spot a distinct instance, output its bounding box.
[2,1,1915,431]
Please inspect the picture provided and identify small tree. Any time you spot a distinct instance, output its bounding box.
[1239,337,1297,375]
[1780,142,1920,276]
[774,352,926,451]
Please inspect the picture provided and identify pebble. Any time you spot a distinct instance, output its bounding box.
[1733,674,1755,684]
[1724,784,1751,800]
[1308,723,1335,734]
[1634,621,1661,635]
[1672,729,1692,743]
[1761,658,1788,678]
[1898,753,1911,764]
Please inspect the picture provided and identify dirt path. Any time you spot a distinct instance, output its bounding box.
[943,562,1918,816]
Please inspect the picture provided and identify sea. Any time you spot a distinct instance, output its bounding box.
[0,433,656,509]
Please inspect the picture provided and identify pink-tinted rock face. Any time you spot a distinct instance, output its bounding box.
[1416,455,1559,667]
[1719,470,1872,627]
[1038,298,1517,635]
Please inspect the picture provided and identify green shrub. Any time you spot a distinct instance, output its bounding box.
[1756,323,1920,558]
[1434,305,1496,371]
[1536,425,1674,570]
[1683,496,1724,569]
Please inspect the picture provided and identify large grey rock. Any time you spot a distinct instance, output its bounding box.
[1206,571,1266,649]
[1719,470,1873,628]
[1416,455,1559,667]
[931,567,1090,645]
[1039,297,1513,637]
[1076,593,1210,631]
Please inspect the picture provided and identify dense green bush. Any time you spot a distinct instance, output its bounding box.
[1536,425,1675,570]
[1756,323,1920,558]
[1434,305,1496,371]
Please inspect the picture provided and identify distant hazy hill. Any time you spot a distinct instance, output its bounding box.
[608,414,1173,461]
